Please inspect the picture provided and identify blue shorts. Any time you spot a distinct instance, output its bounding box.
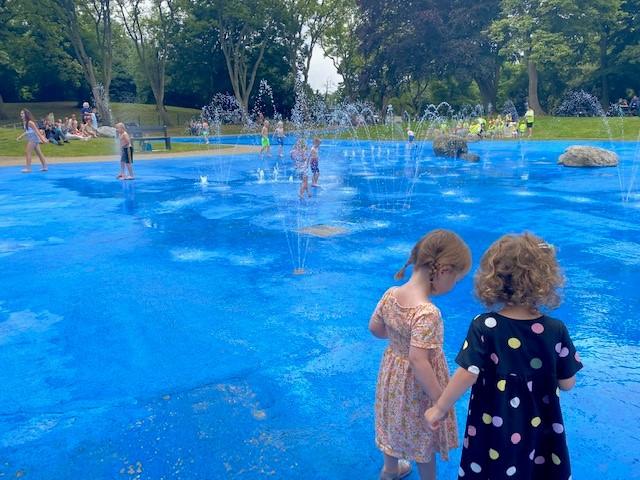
[277,136,284,146]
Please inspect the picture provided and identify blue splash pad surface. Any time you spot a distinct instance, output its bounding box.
[0,140,638,479]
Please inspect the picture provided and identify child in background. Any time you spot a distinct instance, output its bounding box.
[115,123,135,180]
[275,120,285,156]
[518,120,527,137]
[202,121,210,145]
[291,138,310,198]
[425,232,582,480]
[310,137,321,187]
[407,128,415,145]
[260,120,271,157]
[370,230,472,480]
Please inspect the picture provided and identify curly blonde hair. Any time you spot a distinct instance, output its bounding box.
[474,232,564,310]
[395,229,471,280]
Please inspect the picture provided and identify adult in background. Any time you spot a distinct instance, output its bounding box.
[525,106,535,137]
[90,107,99,129]
[629,95,639,116]
[81,101,91,117]
[16,109,48,173]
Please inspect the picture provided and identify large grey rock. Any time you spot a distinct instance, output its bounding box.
[97,126,117,138]
[558,146,618,167]
[433,135,469,158]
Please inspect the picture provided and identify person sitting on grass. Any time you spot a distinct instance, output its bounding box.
[44,118,64,145]
[82,115,98,138]
[90,107,99,129]
[66,114,90,141]
[55,119,69,142]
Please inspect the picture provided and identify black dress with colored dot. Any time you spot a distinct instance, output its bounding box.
[455,312,583,480]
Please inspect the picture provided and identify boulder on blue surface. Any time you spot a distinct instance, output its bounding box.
[558,145,619,167]
[433,135,477,161]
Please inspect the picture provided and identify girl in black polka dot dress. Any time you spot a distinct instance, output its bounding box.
[425,232,583,480]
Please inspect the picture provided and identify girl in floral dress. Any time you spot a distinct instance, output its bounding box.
[370,229,472,480]
[425,232,583,480]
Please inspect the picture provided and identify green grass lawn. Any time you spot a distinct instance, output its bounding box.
[0,101,251,136]
[0,101,201,129]
[344,116,640,140]
[0,128,233,157]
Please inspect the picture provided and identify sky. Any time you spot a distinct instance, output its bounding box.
[307,45,343,94]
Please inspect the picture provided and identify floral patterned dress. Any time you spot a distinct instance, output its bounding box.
[372,288,458,462]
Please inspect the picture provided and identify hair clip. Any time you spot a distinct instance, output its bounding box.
[537,242,555,251]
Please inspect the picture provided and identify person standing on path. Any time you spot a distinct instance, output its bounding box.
[16,109,48,173]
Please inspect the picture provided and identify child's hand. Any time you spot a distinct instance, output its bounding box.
[424,404,446,431]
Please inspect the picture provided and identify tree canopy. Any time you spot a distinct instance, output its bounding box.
[0,0,638,122]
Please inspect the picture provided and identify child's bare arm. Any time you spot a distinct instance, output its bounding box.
[369,317,388,338]
[558,375,576,391]
[408,346,442,401]
[424,367,478,429]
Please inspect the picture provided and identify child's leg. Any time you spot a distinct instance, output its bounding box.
[118,161,125,178]
[380,453,411,479]
[34,145,48,170]
[382,453,399,474]
[127,163,135,178]
[304,176,311,197]
[23,143,34,172]
[416,459,435,480]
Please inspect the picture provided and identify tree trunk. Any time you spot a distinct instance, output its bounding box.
[475,64,500,113]
[220,34,267,120]
[599,34,609,110]
[150,85,170,126]
[91,84,113,126]
[0,93,7,120]
[148,64,171,126]
[60,0,114,125]
[527,60,545,115]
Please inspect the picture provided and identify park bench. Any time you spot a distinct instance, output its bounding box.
[126,123,171,151]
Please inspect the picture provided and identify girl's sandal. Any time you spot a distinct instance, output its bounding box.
[379,459,411,480]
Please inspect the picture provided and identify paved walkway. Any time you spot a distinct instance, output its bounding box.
[0,144,260,168]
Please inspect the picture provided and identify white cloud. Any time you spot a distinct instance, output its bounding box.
[307,45,343,93]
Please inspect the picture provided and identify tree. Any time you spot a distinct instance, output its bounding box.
[0,0,85,109]
[190,0,279,115]
[46,0,115,124]
[322,0,363,99]
[0,0,15,119]
[116,0,180,126]
[281,0,341,87]
[489,0,577,115]
[446,0,502,110]
[356,0,453,109]
[577,0,633,107]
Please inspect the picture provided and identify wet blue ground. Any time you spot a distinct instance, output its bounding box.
[0,139,639,479]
